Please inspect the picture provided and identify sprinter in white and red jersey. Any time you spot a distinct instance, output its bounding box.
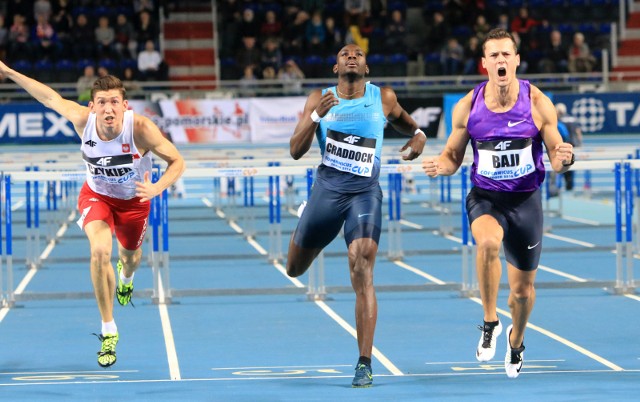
[0,62,185,368]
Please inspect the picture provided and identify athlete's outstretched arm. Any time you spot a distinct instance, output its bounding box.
[0,60,89,135]
[381,87,426,160]
[423,91,472,177]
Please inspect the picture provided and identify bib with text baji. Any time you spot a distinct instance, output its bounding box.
[476,138,536,181]
[322,129,376,177]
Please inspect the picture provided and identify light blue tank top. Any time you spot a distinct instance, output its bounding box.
[315,82,386,193]
[467,79,545,192]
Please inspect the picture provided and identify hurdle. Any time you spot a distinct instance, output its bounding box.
[387,159,403,261]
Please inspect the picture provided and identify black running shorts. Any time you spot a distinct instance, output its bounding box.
[466,186,543,271]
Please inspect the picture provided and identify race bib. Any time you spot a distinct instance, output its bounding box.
[476,138,535,181]
[322,129,376,177]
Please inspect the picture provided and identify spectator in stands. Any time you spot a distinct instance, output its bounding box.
[239,64,257,96]
[260,9,282,39]
[114,13,137,60]
[6,0,33,28]
[7,14,30,61]
[538,29,568,73]
[137,39,164,81]
[135,10,159,53]
[463,36,482,75]
[473,14,491,42]
[51,0,73,59]
[510,7,537,55]
[511,31,528,74]
[32,13,60,61]
[383,8,406,54]
[34,0,53,22]
[97,64,110,78]
[235,35,261,73]
[239,7,260,39]
[425,11,450,54]
[95,16,116,60]
[261,37,282,72]
[305,10,326,55]
[441,37,464,76]
[278,58,305,95]
[568,32,596,73]
[555,103,581,191]
[0,14,8,61]
[495,13,509,32]
[76,64,96,102]
[121,66,141,96]
[323,15,344,57]
[71,13,95,60]
[282,9,309,57]
[344,0,371,30]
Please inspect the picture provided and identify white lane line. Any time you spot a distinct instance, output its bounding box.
[537,265,588,282]
[544,233,596,248]
[393,261,446,285]
[561,215,601,226]
[468,298,625,371]
[157,275,181,381]
[313,299,404,376]
[400,219,423,229]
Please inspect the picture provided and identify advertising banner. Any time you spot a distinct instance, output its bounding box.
[249,96,306,143]
[553,92,640,134]
[0,104,78,145]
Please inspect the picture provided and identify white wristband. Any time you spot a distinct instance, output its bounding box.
[414,128,425,136]
[310,110,322,123]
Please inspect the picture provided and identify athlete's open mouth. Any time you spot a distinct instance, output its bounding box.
[498,67,507,77]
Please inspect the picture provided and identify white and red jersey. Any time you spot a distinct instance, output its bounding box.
[80,110,152,200]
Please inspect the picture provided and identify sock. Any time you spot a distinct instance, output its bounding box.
[484,320,499,329]
[357,356,371,367]
[120,270,134,285]
[102,320,117,335]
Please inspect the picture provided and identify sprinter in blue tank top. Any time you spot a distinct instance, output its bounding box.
[422,29,574,379]
[287,44,427,388]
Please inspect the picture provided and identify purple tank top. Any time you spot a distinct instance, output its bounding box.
[467,79,545,192]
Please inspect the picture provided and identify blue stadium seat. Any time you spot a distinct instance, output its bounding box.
[33,59,55,82]
[98,58,118,75]
[302,55,325,79]
[55,59,77,82]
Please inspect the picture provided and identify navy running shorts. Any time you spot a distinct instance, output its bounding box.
[466,186,543,271]
[293,183,383,249]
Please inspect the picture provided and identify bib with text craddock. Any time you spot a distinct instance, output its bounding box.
[476,138,535,181]
[322,129,376,177]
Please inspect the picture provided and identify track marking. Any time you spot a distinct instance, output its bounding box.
[1,368,637,386]
[393,261,446,285]
[399,219,423,229]
[537,265,588,282]
[561,215,601,226]
[468,297,624,371]
[543,233,595,248]
[157,275,181,381]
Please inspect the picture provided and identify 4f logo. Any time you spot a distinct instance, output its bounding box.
[343,135,361,145]
[84,140,97,147]
[95,157,112,166]
[494,141,512,151]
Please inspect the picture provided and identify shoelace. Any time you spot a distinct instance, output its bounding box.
[477,324,496,347]
[117,285,135,307]
[92,333,117,353]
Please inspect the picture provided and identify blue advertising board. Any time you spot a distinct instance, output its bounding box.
[0,104,79,145]
[553,92,640,134]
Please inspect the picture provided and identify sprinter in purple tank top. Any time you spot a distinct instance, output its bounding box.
[422,28,575,378]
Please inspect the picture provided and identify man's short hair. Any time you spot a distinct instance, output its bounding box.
[91,75,127,100]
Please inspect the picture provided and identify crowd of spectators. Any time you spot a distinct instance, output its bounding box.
[0,0,165,83]
[217,0,617,81]
[0,1,619,87]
